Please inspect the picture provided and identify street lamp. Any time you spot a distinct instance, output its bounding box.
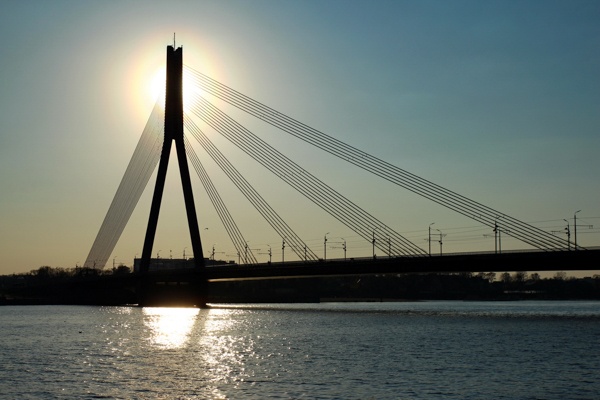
[436,229,444,256]
[494,216,503,254]
[341,238,347,261]
[259,245,272,263]
[324,232,329,262]
[372,228,379,260]
[282,238,286,264]
[574,210,581,250]
[428,222,435,256]
[563,219,571,250]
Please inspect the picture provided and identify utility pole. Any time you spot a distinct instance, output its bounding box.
[259,246,273,264]
[428,222,435,256]
[563,219,571,250]
[493,216,503,254]
[574,210,581,250]
[372,228,379,260]
[436,229,445,256]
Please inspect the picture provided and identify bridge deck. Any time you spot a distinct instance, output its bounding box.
[141,249,600,283]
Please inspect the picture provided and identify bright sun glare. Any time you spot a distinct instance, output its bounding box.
[149,67,166,105]
[143,307,199,349]
[149,67,199,112]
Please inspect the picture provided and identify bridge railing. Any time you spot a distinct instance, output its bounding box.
[211,246,600,268]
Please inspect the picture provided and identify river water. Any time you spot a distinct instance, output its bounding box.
[1,301,599,399]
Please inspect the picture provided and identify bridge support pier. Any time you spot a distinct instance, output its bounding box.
[137,270,208,308]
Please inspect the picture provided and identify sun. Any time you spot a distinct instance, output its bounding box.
[149,67,166,107]
[149,66,200,113]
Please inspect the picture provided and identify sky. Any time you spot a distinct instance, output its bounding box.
[1,0,599,275]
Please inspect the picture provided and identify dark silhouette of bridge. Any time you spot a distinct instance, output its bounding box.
[83,44,598,306]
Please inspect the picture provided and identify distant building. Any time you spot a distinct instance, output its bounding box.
[133,258,196,273]
[133,257,234,272]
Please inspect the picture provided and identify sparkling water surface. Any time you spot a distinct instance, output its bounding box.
[1,301,599,399]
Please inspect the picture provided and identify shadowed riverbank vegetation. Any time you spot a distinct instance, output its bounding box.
[1,266,600,305]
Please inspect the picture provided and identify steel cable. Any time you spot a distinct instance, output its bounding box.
[183,134,258,264]
[188,95,426,257]
[185,116,319,261]
[184,67,569,251]
[83,102,164,268]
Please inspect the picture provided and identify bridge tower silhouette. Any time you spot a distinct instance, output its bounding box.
[139,45,204,273]
[135,44,207,307]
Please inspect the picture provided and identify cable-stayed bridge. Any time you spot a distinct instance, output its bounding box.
[82,45,598,305]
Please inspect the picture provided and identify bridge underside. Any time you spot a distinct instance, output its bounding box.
[129,249,600,306]
[129,249,600,286]
[201,249,600,281]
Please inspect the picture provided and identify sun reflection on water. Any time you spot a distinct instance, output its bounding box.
[142,307,199,349]
[200,308,258,388]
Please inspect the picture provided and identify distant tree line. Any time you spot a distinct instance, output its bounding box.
[0,265,134,305]
[7,264,130,280]
[2,266,600,304]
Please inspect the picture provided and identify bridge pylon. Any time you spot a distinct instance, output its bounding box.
[138,45,206,306]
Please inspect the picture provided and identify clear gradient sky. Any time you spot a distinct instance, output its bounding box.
[1,0,599,275]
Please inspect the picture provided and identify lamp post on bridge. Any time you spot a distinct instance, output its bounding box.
[282,239,286,264]
[428,222,435,256]
[258,245,273,264]
[493,216,503,254]
[436,229,445,256]
[563,219,571,251]
[372,228,379,260]
[324,232,329,262]
[574,210,581,250]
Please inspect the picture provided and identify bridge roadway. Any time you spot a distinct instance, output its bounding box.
[148,248,600,283]
[129,249,600,306]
